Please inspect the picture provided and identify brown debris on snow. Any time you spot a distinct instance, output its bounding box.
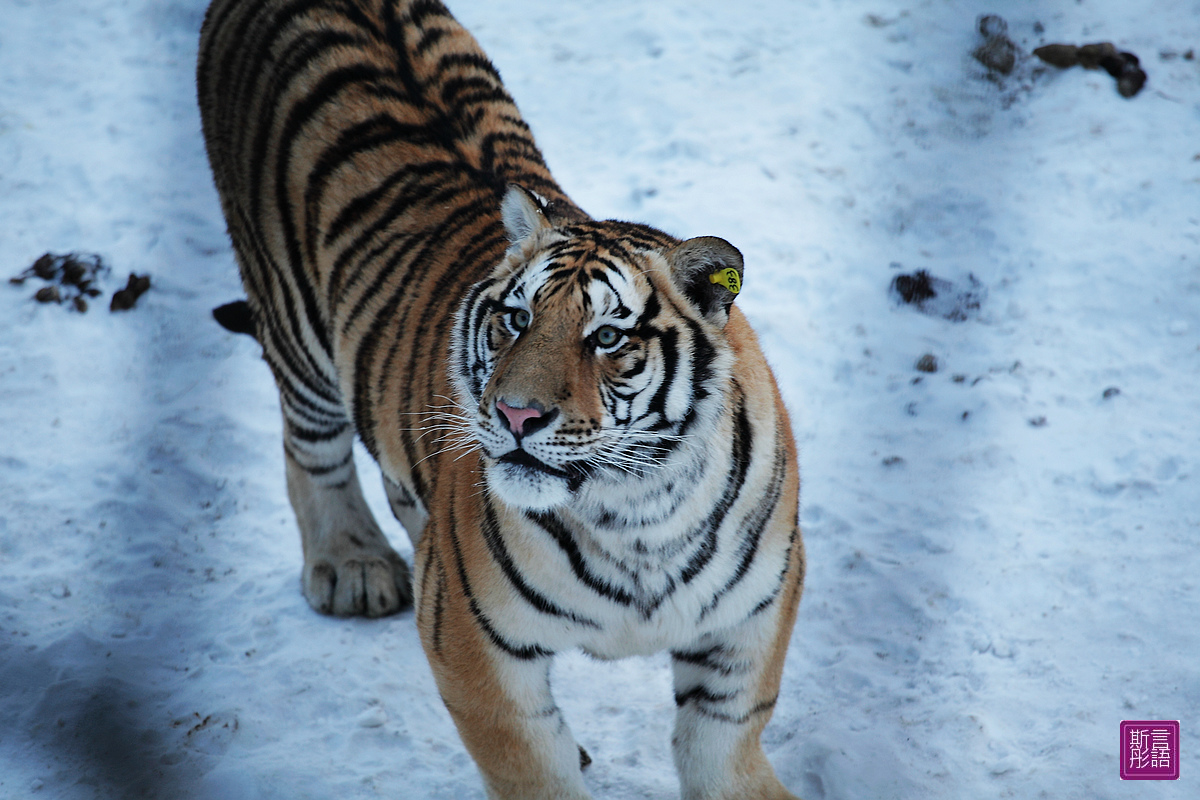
[110,273,152,311]
[1034,40,1147,97]
[10,252,108,311]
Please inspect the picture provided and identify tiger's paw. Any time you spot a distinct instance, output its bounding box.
[285,450,414,617]
[302,546,413,617]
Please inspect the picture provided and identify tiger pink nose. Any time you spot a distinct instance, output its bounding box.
[496,399,546,436]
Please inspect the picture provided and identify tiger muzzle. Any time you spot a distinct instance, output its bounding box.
[496,398,557,442]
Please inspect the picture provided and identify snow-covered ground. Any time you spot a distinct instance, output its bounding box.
[1,0,1197,797]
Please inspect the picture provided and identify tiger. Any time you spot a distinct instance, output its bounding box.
[197,1,805,798]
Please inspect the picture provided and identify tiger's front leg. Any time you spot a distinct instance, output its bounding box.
[670,558,804,799]
[283,420,412,617]
[415,538,590,800]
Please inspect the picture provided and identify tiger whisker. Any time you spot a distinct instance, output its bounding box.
[410,440,481,472]
[403,425,469,438]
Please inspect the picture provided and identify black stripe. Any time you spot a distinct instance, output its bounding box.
[432,561,446,656]
[457,279,495,395]
[234,29,368,381]
[630,288,661,339]
[418,526,439,599]
[348,189,470,456]
[431,51,502,83]
[439,76,509,108]
[479,131,545,177]
[278,383,346,428]
[446,489,553,660]
[383,0,440,106]
[373,196,503,484]
[342,184,486,332]
[621,402,749,612]
[273,62,394,357]
[645,328,679,420]
[233,208,342,405]
[748,522,801,617]
[325,160,460,288]
[491,169,560,198]
[679,394,752,584]
[674,685,739,707]
[688,696,778,725]
[479,501,601,628]
[585,264,623,300]
[284,447,353,477]
[404,0,453,31]
[682,314,717,405]
[618,356,647,381]
[207,0,326,164]
[413,25,448,57]
[526,512,634,607]
[305,115,445,262]
[246,24,368,223]
[670,646,748,677]
[351,190,492,459]
[435,227,511,400]
[286,420,350,442]
[700,431,790,620]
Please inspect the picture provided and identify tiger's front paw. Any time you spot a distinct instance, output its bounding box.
[302,546,413,617]
[286,452,414,617]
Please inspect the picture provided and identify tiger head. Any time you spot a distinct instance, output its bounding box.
[450,186,744,512]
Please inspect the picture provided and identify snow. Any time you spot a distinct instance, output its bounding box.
[1,0,1197,797]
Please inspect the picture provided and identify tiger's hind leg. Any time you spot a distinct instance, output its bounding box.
[282,412,413,617]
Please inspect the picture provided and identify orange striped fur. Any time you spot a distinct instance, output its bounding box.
[199,1,804,797]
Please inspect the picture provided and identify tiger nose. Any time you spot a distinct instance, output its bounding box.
[496,399,556,439]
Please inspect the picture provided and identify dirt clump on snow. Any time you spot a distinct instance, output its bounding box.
[974,14,1018,76]
[890,269,986,322]
[10,252,108,312]
[110,273,152,311]
[969,15,1147,100]
[10,252,152,312]
[1033,40,1147,97]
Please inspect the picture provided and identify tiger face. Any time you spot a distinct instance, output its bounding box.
[451,187,744,513]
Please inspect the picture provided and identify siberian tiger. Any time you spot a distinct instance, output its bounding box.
[197,1,805,798]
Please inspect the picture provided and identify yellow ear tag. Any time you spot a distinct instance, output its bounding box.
[708,267,741,295]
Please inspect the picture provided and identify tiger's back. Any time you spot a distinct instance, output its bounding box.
[199,2,805,798]
[199,0,580,513]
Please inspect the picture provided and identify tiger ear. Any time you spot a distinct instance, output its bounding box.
[500,185,552,245]
[666,236,744,325]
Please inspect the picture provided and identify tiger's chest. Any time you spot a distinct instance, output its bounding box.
[472,499,778,658]
[576,588,725,659]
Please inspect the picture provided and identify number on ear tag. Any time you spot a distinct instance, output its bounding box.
[708,267,741,295]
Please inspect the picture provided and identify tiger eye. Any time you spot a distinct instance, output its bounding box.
[511,309,531,331]
[595,325,620,347]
